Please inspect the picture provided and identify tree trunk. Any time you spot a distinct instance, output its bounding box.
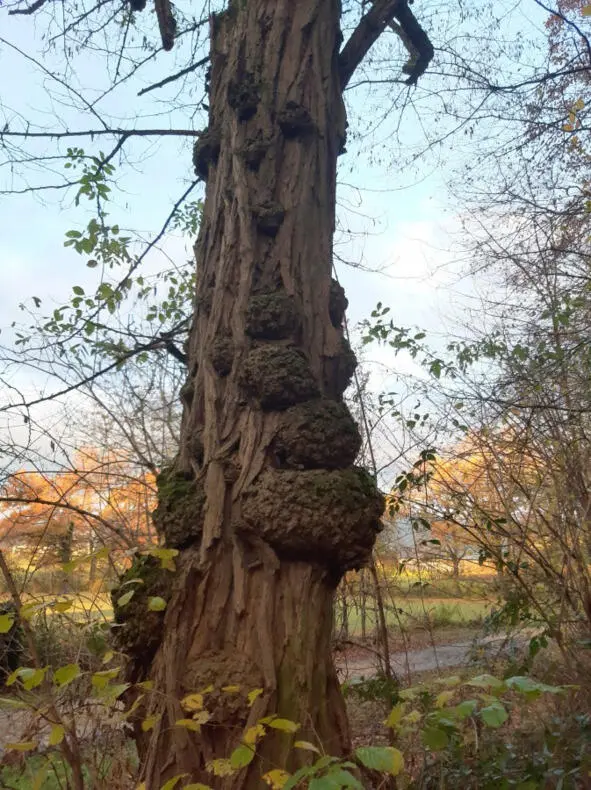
[117,2,383,786]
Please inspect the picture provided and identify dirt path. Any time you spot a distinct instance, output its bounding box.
[336,633,527,682]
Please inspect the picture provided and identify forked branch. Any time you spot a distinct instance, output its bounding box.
[339,0,433,89]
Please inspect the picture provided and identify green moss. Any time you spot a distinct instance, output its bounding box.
[240,467,384,572]
[153,467,205,548]
[246,292,299,340]
[239,345,319,410]
[272,399,361,469]
[111,555,169,661]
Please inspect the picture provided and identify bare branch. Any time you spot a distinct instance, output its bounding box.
[138,55,209,97]
[339,0,433,89]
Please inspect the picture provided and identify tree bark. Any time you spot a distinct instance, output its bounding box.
[117,2,383,786]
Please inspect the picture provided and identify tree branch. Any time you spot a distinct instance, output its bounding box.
[138,55,209,97]
[8,0,51,15]
[339,0,433,89]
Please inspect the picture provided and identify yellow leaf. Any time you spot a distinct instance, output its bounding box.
[137,680,154,691]
[175,718,202,731]
[385,703,405,728]
[102,650,114,664]
[293,740,320,754]
[136,784,146,790]
[574,98,585,110]
[148,596,167,612]
[6,741,37,752]
[244,724,266,745]
[181,693,204,712]
[0,613,15,633]
[141,714,160,732]
[582,4,591,16]
[54,663,80,687]
[403,709,422,724]
[221,685,241,693]
[263,769,290,789]
[247,688,263,706]
[562,123,574,132]
[267,718,299,733]
[435,690,455,708]
[206,758,235,777]
[184,785,214,790]
[53,600,73,613]
[159,775,188,790]
[49,724,65,746]
[192,710,211,726]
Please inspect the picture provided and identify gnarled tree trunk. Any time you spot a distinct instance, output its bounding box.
[116,1,383,786]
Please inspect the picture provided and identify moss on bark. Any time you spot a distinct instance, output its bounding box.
[239,345,319,410]
[272,399,361,469]
[152,467,206,548]
[111,555,169,665]
[245,292,299,340]
[241,467,384,571]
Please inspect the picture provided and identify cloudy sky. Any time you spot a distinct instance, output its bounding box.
[0,0,548,474]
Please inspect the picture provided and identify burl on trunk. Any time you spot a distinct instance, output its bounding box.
[113,1,383,786]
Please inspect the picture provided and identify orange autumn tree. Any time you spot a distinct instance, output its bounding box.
[0,447,158,591]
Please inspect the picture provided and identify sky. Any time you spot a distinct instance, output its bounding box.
[0,0,551,474]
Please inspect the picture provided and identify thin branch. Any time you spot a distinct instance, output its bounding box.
[0,127,200,140]
[138,55,209,97]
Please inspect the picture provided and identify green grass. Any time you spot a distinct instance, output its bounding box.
[336,596,490,637]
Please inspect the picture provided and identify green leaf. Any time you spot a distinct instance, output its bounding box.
[480,701,508,728]
[294,740,320,754]
[267,718,299,733]
[309,769,363,789]
[148,596,167,612]
[467,673,505,691]
[117,590,135,607]
[230,744,255,769]
[72,285,85,295]
[0,613,15,633]
[53,663,81,687]
[22,668,47,691]
[452,699,478,720]
[422,727,449,750]
[355,746,404,776]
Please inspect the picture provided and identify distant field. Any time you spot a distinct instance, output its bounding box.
[336,596,491,638]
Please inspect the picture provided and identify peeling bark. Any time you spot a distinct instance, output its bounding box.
[121,1,384,785]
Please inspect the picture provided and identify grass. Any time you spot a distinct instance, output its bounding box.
[336,596,489,638]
